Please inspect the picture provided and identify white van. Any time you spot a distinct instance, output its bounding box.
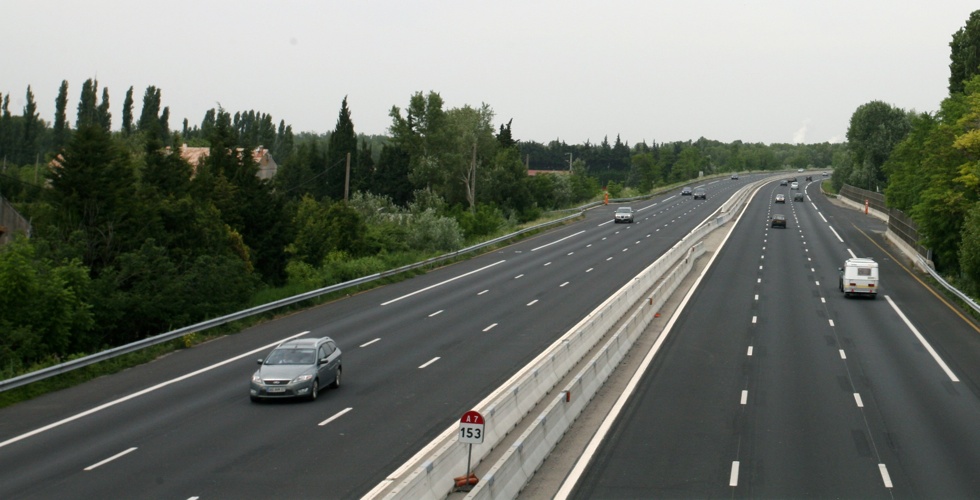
[838,257,879,298]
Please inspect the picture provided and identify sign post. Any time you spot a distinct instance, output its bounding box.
[455,410,485,491]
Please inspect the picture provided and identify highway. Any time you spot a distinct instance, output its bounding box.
[0,177,748,499]
[566,178,980,498]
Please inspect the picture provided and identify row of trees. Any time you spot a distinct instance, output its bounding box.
[1,77,839,377]
[835,10,980,295]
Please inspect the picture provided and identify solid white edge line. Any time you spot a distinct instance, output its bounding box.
[729,461,740,487]
[381,260,506,305]
[884,295,960,382]
[318,407,354,426]
[0,331,311,450]
[84,447,138,471]
[555,184,754,500]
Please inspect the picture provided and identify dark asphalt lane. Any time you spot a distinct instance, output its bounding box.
[0,177,754,499]
[570,179,980,498]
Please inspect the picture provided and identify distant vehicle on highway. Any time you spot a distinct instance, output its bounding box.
[797,168,804,172]
[823,171,830,176]
[775,193,785,203]
[693,187,706,200]
[839,258,879,298]
[250,337,342,402]
[793,192,804,202]
[731,173,739,180]
[771,214,786,228]
[779,180,788,186]
[791,182,799,190]
[805,175,812,181]
[614,206,634,223]
[680,186,693,196]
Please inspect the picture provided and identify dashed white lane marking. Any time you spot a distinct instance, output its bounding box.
[527,300,539,306]
[429,310,443,317]
[382,260,506,305]
[880,464,893,488]
[729,461,740,487]
[478,290,489,295]
[839,349,847,359]
[318,407,353,426]
[740,391,748,405]
[854,393,864,408]
[85,447,137,471]
[483,323,498,332]
[419,357,440,369]
[515,274,524,279]
[360,338,380,348]
[747,346,754,356]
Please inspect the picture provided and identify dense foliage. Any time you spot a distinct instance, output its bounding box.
[0,74,842,378]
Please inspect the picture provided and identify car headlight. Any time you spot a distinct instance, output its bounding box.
[252,372,262,384]
[291,374,314,384]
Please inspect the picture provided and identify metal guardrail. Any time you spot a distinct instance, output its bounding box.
[916,256,980,316]
[0,211,585,393]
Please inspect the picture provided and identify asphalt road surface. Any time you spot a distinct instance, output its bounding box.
[567,179,980,498]
[0,177,752,499]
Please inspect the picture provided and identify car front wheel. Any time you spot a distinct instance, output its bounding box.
[309,379,319,401]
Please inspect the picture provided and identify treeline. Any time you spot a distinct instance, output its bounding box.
[0,78,836,377]
[833,9,980,294]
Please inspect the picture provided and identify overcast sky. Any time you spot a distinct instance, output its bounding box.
[3,1,977,147]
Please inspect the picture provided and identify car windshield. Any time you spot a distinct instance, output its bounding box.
[265,348,316,365]
[617,208,631,213]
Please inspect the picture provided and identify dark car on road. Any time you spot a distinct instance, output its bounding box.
[250,337,342,402]
[779,180,788,186]
[771,214,786,228]
[793,192,804,202]
[693,187,706,200]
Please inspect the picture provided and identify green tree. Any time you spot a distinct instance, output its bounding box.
[21,86,42,165]
[75,79,98,130]
[846,100,912,191]
[0,237,93,370]
[45,124,138,273]
[121,86,135,136]
[52,80,71,151]
[949,10,980,95]
[326,96,358,201]
[97,87,111,132]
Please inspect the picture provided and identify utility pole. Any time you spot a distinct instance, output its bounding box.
[344,152,351,203]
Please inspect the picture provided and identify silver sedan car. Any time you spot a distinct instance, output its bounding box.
[250,337,342,402]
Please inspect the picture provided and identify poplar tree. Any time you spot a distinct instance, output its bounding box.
[53,80,70,151]
[121,86,134,136]
[76,79,98,129]
[97,87,112,132]
[22,86,41,165]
